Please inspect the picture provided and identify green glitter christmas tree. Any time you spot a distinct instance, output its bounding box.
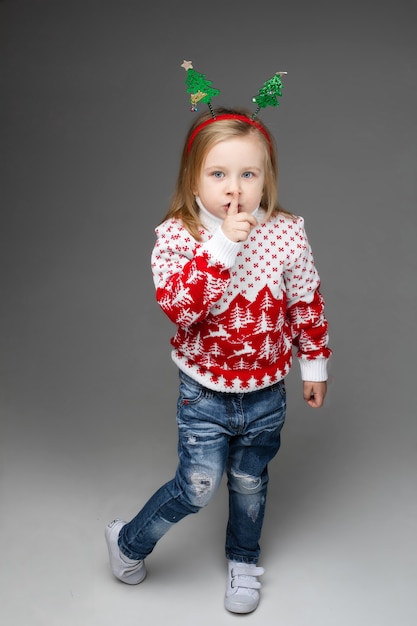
[181,60,220,114]
[252,72,287,117]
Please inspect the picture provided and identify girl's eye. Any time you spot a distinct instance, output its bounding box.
[242,171,253,179]
[212,171,224,178]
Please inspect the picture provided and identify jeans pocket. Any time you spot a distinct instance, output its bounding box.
[271,379,286,401]
[178,372,206,405]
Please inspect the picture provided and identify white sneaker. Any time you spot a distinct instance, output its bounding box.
[105,519,147,585]
[225,560,265,613]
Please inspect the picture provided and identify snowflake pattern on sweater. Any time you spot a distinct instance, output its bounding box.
[151,207,330,393]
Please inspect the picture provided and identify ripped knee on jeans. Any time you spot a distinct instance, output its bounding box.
[229,467,262,491]
[186,470,215,506]
[229,468,266,523]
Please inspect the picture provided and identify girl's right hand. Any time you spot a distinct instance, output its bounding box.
[221,192,258,242]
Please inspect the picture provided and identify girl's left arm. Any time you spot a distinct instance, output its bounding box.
[285,217,331,384]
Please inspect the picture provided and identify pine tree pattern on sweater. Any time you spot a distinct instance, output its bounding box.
[151,209,330,392]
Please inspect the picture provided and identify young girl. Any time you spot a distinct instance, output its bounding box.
[105,106,331,614]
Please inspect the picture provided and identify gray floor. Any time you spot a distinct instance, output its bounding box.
[1,1,416,625]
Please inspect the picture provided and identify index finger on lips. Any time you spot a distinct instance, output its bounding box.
[228,192,239,216]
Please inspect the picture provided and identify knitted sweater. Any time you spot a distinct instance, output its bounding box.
[151,205,331,393]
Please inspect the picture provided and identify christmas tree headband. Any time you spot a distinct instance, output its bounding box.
[181,60,287,153]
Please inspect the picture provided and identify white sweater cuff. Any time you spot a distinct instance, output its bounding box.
[298,357,328,382]
[203,227,242,269]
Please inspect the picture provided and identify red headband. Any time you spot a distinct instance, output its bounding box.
[186,114,272,154]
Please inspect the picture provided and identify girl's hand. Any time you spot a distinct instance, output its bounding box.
[221,192,258,242]
[303,381,327,408]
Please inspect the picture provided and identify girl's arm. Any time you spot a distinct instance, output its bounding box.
[151,219,240,327]
[284,217,331,383]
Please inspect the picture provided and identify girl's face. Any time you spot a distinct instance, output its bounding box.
[194,134,266,220]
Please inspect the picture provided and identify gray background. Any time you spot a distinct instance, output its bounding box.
[1,1,416,625]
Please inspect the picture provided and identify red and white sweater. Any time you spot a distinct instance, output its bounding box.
[151,205,331,393]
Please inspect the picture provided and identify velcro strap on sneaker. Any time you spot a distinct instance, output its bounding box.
[231,564,265,590]
[231,575,262,590]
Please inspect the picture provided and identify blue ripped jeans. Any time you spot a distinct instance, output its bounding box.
[118,371,286,565]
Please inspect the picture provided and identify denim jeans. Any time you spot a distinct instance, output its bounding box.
[118,371,286,564]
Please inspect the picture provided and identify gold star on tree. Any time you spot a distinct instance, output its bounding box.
[181,60,193,71]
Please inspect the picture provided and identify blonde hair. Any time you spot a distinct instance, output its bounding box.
[161,107,291,241]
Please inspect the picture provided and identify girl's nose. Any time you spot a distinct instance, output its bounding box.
[227,177,241,194]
